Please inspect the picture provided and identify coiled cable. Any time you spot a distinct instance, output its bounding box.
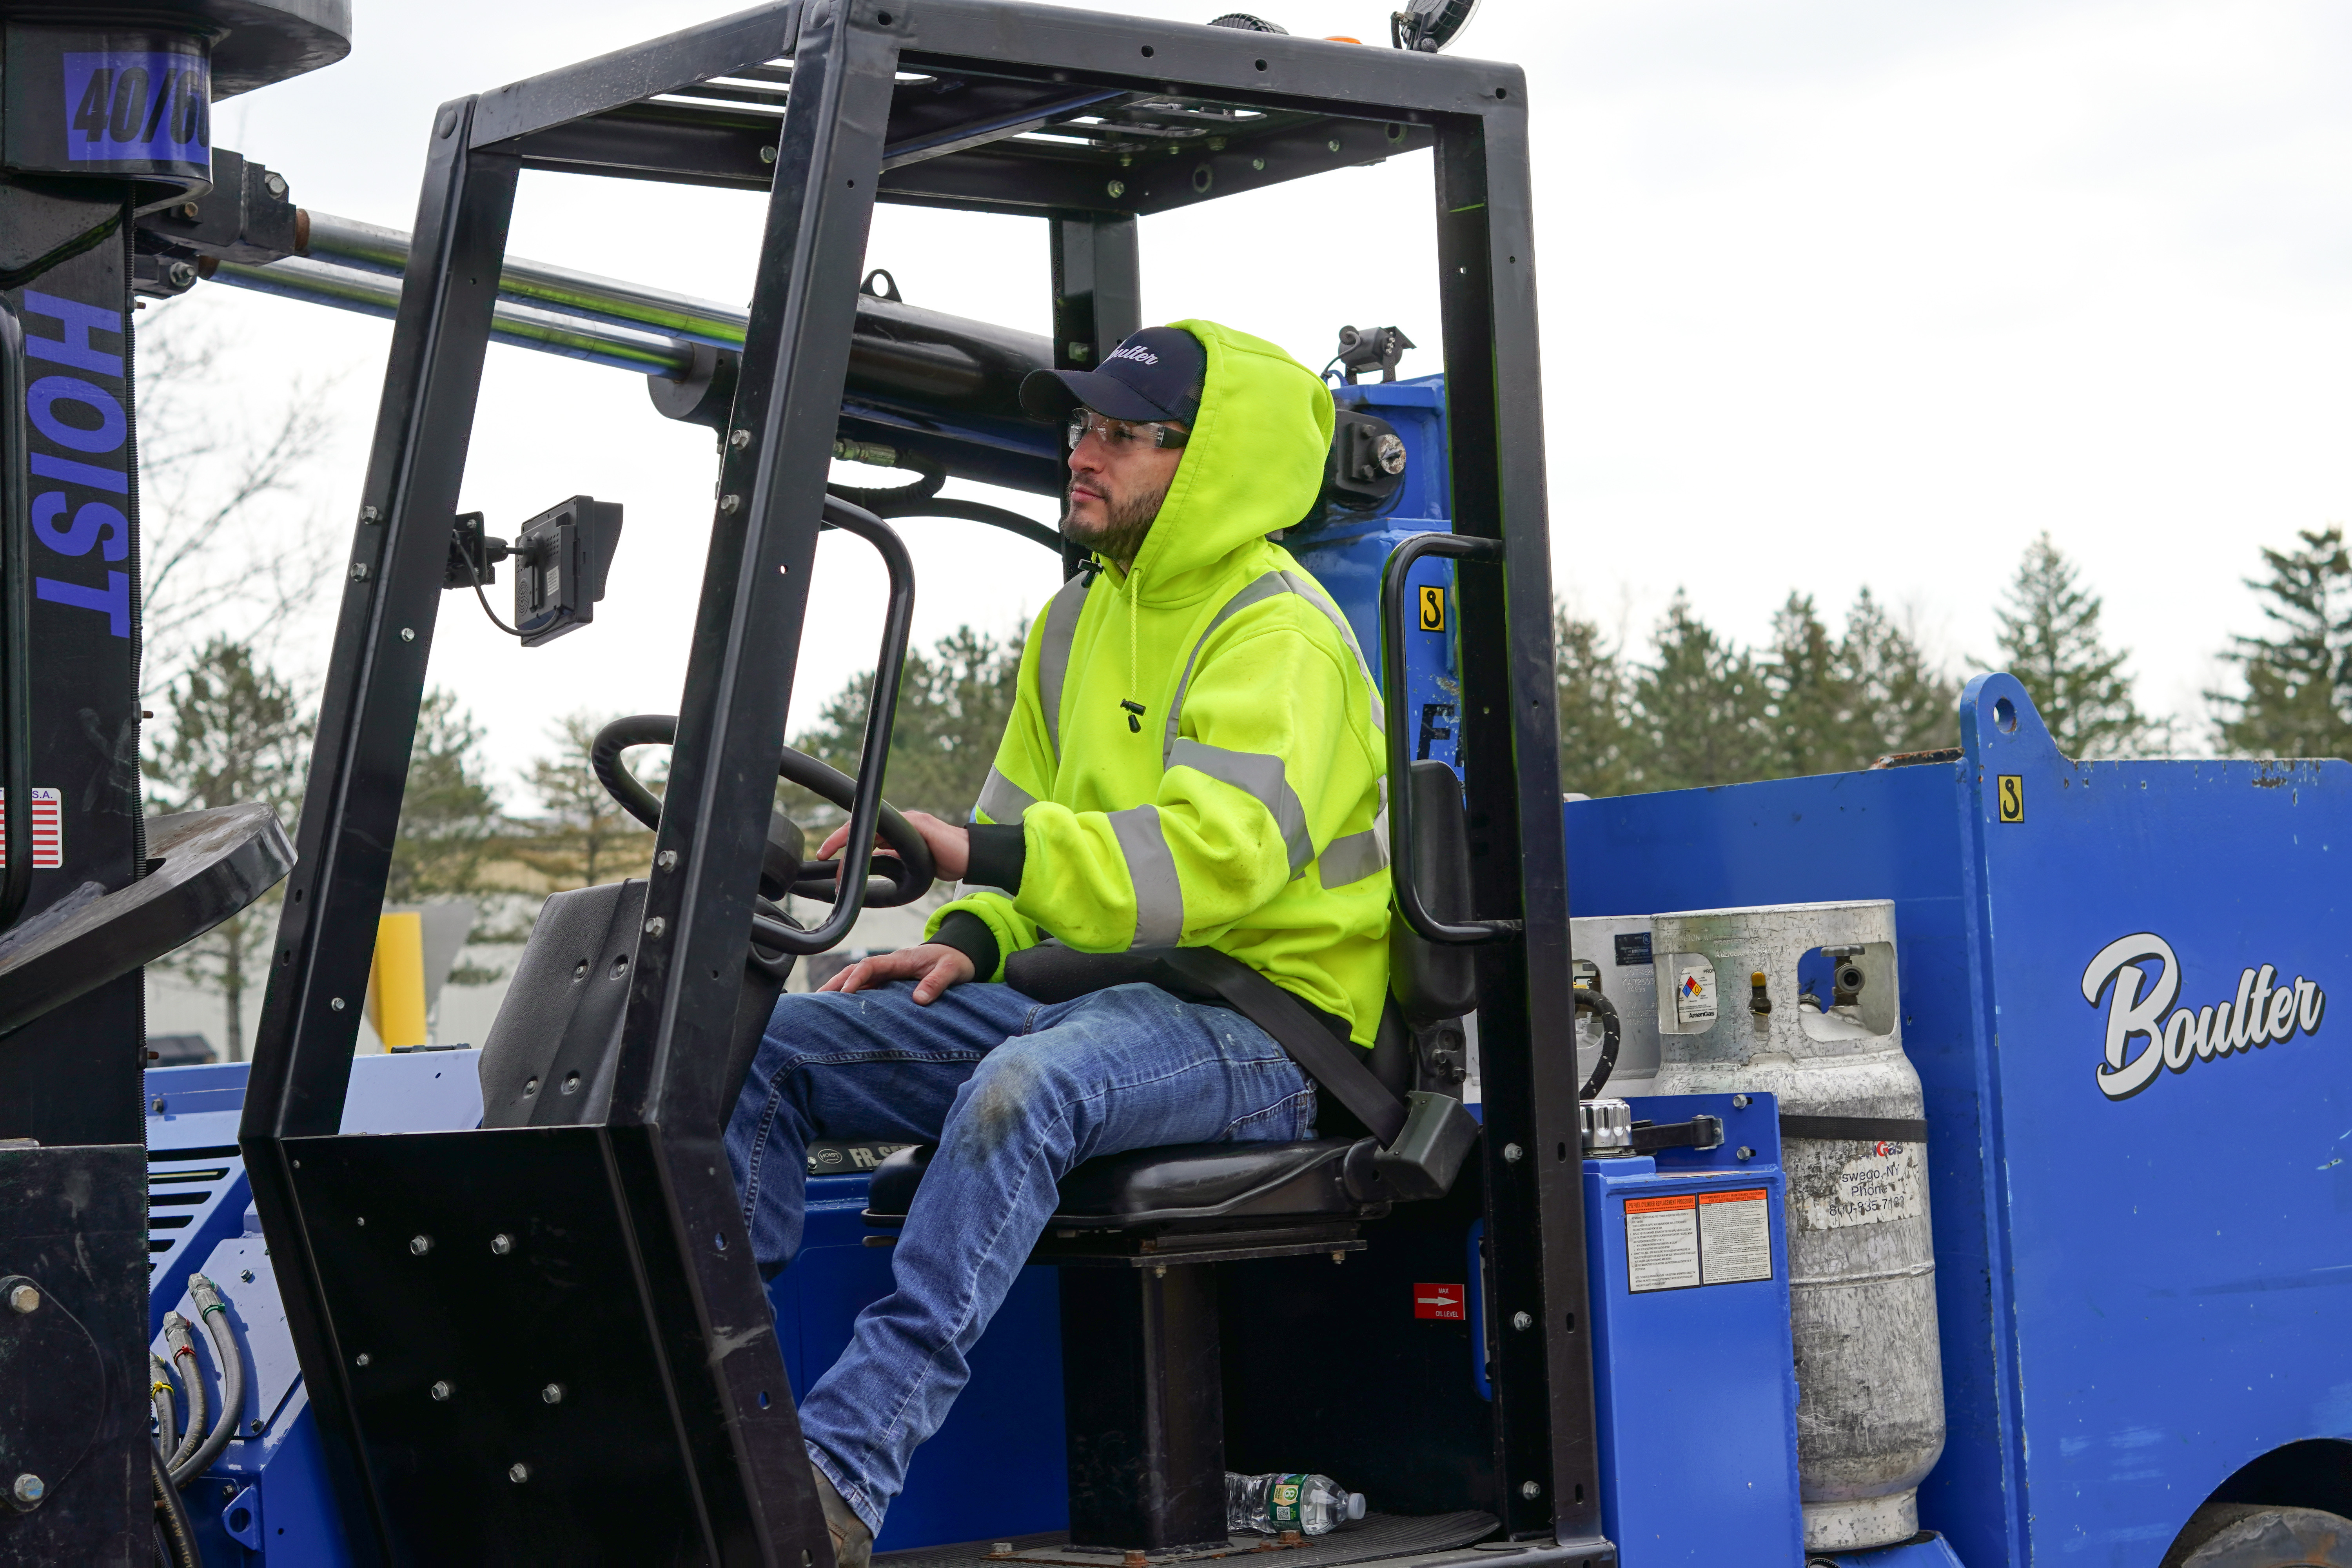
[1575,987,1621,1100]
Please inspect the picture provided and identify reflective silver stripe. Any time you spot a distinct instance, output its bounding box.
[1160,569,1386,766]
[1169,738,1312,878]
[1108,804,1185,946]
[974,766,1036,825]
[1274,568,1384,731]
[1036,573,1092,762]
[1321,809,1390,886]
[1161,572,1290,764]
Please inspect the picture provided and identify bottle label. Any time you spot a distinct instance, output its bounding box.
[1269,1477,1305,1528]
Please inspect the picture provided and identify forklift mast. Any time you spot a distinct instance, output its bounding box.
[234,3,1597,1564]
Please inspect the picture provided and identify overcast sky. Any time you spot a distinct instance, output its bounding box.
[172,0,2352,799]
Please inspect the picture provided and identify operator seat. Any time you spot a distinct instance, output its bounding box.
[860,759,1484,1556]
[863,757,1479,1237]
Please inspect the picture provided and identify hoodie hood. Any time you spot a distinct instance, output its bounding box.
[1117,319,1334,604]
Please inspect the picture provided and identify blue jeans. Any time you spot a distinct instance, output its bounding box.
[725,979,1318,1535]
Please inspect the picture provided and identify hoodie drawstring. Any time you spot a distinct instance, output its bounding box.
[1122,561,1145,733]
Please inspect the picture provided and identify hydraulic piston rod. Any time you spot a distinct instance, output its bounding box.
[209,209,1053,423]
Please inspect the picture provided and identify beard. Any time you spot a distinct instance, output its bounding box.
[1062,472,1170,566]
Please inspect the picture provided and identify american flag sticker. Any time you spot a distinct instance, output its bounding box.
[0,789,64,868]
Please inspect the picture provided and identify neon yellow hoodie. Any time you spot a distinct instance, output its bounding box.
[925,320,1392,1043]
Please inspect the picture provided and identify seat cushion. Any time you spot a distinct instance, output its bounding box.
[866,1140,1368,1230]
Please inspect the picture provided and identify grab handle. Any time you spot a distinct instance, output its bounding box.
[774,495,916,955]
[1378,531,1518,945]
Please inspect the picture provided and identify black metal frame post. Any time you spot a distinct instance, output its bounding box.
[1429,116,1602,1555]
[235,5,1607,1563]
[240,90,519,1561]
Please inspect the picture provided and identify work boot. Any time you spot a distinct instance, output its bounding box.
[813,1465,874,1568]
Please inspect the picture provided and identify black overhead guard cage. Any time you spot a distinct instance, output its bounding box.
[238,2,1602,1563]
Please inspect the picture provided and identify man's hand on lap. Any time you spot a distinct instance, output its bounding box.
[820,943,975,1005]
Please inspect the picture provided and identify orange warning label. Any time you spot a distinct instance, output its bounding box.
[1697,1189,1773,1285]
[1624,1194,1695,1215]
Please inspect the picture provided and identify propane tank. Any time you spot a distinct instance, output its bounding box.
[1647,900,1943,1552]
[1569,914,1661,1098]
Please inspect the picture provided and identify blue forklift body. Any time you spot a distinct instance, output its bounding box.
[1566,673,2352,1567]
[139,359,2346,1567]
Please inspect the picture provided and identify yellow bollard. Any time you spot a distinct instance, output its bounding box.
[366,911,429,1050]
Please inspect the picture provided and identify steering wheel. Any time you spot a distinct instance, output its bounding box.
[589,715,937,935]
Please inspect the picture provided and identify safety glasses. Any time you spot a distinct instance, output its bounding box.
[1067,410,1189,453]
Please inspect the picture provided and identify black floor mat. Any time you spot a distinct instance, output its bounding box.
[878,1511,1501,1568]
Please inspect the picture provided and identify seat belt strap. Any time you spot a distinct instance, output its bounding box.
[1158,947,1409,1146]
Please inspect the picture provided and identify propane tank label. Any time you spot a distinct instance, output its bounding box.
[1624,1194,1701,1292]
[1697,1189,1774,1284]
[1802,1144,1925,1231]
[1673,962,1718,1025]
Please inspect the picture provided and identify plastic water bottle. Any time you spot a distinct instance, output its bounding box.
[1224,1472,1366,1536]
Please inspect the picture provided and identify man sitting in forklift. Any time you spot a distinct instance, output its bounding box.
[725,321,1393,1566]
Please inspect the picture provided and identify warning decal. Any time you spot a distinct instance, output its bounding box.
[1673,961,1717,1026]
[1697,1189,1774,1284]
[0,788,63,869]
[1414,1283,1465,1321]
[1624,1194,1700,1292]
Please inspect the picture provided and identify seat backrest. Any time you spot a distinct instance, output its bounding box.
[1387,758,1477,1029]
[477,880,783,1128]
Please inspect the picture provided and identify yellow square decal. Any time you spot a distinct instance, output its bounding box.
[1418,585,1445,633]
[1997,775,2024,822]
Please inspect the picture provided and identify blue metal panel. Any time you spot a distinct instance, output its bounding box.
[1287,374,1460,775]
[766,1174,1069,1551]
[1584,1093,1803,1566]
[1562,676,2352,1568]
[146,1052,486,1563]
[1819,1532,1967,1567]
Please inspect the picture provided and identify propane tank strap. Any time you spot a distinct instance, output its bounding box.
[1778,1113,1928,1145]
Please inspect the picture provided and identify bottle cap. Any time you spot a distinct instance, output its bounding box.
[1347,1494,1365,1521]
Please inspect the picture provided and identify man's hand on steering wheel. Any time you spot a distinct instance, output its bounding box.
[818,809,971,884]
[821,943,977,1004]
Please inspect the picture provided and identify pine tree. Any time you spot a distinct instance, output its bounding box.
[145,638,311,1059]
[788,624,1027,824]
[1628,593,1776,790]
[510,712,659,889]
[1554,605,1635,797]
[2211,527,2352,759]
[1762,594,1867,777]
[1838,588,1958,760]
[1987,534,2159,758]
[386,690,503,904]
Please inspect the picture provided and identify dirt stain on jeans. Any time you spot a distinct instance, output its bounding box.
[958,1049,1039,1167]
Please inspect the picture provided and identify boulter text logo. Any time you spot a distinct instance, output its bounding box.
[2081,933,2326,1101]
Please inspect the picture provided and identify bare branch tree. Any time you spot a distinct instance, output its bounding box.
[133,299,341,690]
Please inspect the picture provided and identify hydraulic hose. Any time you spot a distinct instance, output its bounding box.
[175,1273,246,1483]
[160,1314,203,1473]
[149,1351,177,1463]
[1575,987,1622,1100]
[150,1443,199,1568]
[863,495,1063,557]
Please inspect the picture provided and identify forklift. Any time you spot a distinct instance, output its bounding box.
[140,2,1610,1563]
[14,4,2352,1566]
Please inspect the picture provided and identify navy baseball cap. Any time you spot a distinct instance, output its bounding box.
[1019,326,1204,426]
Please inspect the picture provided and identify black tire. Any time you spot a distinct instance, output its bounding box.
[2161,1503,2352,1567]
